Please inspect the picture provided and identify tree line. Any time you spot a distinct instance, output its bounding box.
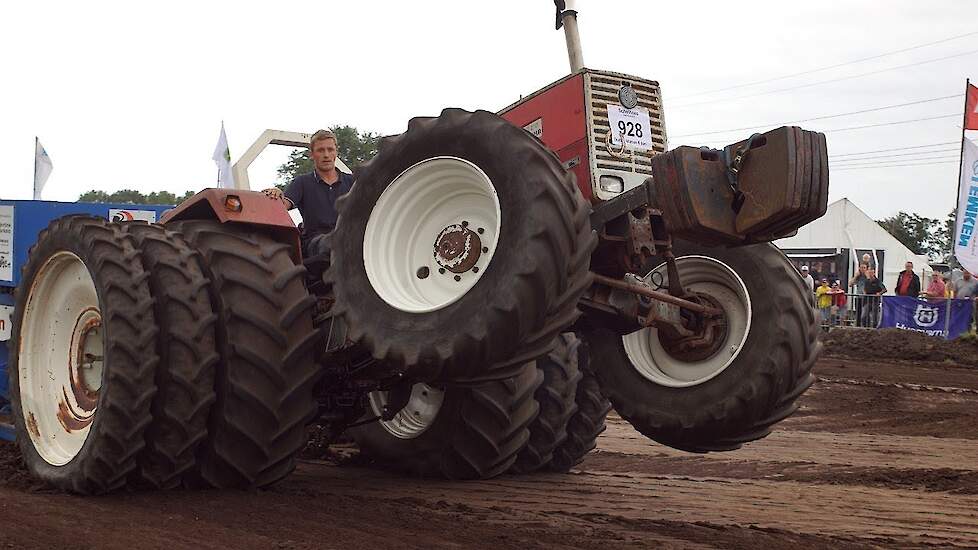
[876,210,955,261]
[77,125,380,204]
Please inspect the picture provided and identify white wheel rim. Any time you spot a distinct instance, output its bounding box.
[363,156,501,313]
[622,255,752,388]
[18,252,103,466]
[368,383,445,440]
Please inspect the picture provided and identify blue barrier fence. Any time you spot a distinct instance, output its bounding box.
[813,291,976,339]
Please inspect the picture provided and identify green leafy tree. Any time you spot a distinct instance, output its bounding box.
[275,125,380,189]
[78,189,196,205]
[876,211,949,259]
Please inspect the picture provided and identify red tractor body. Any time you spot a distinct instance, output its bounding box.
[500,70,667,204]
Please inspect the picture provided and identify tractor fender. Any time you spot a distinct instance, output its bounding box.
[160,189,302,262]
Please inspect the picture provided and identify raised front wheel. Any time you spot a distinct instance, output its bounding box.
[586,242,819,453]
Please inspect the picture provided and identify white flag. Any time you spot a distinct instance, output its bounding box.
[33,138,53,200]
[212,122,235,189]
[954,138,978,274]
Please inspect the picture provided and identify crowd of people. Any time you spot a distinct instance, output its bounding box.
[797,253,978,330]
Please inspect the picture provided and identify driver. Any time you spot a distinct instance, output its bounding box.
[262,129,354,257]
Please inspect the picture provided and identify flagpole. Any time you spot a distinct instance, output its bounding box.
[953,79,970,260]
[33,136,38,200]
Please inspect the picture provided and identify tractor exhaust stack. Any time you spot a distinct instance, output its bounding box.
[556,1,584,73]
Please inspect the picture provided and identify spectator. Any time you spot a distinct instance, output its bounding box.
[952,269,978,328]
[894,261,921,297]
[924,271,947,299]
[951,269,978,299]
[849,262,869,326]
[862,267,887,327]
[800,265,815,296]
[815,278,832,325]
[828,280,847,325]
[861,253,875,269]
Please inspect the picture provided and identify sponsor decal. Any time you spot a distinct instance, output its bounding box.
[108,209,158,223]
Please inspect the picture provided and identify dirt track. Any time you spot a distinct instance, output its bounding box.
[3,355,978,549]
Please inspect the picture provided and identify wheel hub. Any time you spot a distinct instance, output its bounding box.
[622,255,752,388]
[658,293,729,362]
[433,223,482,274]
[63,309,103,431]
[369,383,445,439]
[362,156,501,313]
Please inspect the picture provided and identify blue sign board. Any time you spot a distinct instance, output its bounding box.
[880,296,974,339]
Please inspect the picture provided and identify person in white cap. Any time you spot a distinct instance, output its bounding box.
[800,265,815,295]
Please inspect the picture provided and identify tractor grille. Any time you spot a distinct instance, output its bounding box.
[588,72,667,177]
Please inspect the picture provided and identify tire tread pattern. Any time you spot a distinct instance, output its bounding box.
[168,220,321,489]
[122,222,218,489]
[549,339,612,472]
[511,334,582,474]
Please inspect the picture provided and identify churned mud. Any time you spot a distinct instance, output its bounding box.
[2,339,977,548]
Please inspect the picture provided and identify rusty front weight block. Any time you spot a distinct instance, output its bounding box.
[649,126,829,246]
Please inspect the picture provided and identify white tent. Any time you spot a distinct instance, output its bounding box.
[775,198,932,293]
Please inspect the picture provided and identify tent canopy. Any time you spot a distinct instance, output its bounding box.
[775,198,932,292]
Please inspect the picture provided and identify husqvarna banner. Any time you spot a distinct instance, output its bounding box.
[955,138,978,275]
[880,296,973,339]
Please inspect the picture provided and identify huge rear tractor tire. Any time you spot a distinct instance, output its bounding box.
[349,363,542,479]
[169,220,322,489]
[8,216,158,494]
[327,108,595,382]
[122,222,218,489]
[510,334,581,474]
[586,242,819,453]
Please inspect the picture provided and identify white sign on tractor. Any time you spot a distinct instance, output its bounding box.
[0,304,12,341]
[108,209,158,223]
[607,104,654,151]
[0,204,13,282]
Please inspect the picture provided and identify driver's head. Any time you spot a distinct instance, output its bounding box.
[310,129,338,175]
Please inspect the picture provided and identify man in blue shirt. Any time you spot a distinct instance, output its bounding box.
[263,129,354,257]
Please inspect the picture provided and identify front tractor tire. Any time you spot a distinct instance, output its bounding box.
[9,216,158,494]
[327,108,595,381]
[349,363,542,479]
[587,242,819,453]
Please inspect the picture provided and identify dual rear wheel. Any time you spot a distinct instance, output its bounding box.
[9,217,320,493]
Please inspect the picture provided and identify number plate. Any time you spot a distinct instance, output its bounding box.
[607,104,654,151]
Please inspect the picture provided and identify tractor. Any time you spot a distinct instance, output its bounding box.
[6,1,825,493]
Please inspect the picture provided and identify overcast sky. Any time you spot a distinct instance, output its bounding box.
[2,0,975,220]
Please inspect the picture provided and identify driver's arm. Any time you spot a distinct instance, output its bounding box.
[262,183,297,210]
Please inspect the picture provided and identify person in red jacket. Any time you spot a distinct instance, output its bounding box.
[895,261,921,297]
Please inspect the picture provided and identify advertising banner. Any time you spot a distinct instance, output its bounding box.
[955,138,978,275]
[0,205,13,282]
[880,296,973,339]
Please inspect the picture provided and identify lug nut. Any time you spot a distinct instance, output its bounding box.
[461,220,469,227]
[472,266,479,273]
[438,268,446,275]
[454,275,462,282]
[482,247,489,253]
[417,266,430,279]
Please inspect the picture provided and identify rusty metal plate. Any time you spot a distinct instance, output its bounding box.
[649,146,742,247]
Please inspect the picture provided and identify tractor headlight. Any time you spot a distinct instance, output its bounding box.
[599,175,624,194]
